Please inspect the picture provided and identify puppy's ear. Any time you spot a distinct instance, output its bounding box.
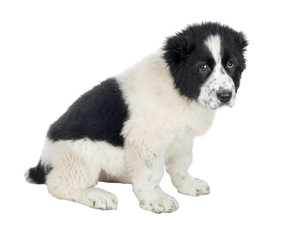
[234,31,248,71]
[236,31,248,52]
[163,33,193,67]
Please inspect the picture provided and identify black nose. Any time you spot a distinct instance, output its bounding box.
[217,90,232,103]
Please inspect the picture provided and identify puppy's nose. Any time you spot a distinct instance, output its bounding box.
[217,90,232,103]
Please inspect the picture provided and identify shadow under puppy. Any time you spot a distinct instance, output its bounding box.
[26,22,248,213]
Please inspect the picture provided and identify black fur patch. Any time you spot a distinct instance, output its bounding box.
[163,22,248,99]
[27,161,52,184]
[47,78,129,147]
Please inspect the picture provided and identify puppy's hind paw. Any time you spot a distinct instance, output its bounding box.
[86,189,118,210]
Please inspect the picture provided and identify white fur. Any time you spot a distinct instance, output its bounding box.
[198,35,236,109]
[42,139,125,209]
[165,129,210,197]
[42,50,216,213]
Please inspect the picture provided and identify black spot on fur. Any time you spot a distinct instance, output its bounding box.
[163,22,248,99]
[26,160,52,184]
[47,78,129,147]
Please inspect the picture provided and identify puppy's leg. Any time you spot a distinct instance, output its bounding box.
[44,141,118,210]
[129,150,179,214]
[48,185,118,210]
[165,137,210,197]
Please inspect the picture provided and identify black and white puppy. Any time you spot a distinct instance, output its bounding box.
[26,22,248,213]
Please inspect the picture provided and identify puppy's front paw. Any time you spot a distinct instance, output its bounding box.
[140,193,179,214]
[193,178,210,196]
[134,186,179,214]
[176,176,210,197]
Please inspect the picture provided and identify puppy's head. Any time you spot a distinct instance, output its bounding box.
[163,22,248,110]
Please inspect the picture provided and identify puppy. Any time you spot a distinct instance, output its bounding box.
[26,22,248,213]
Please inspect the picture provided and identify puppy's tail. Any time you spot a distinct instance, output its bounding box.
[25,160,52,184]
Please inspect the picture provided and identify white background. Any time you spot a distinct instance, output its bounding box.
[1,0,292,239]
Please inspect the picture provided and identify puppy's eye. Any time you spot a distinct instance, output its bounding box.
[199,64,209,72]
[226,60,234,69]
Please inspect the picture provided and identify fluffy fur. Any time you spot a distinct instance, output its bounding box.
[26,22,248,213]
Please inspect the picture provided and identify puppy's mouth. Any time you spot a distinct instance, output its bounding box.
[218,101,235,109]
